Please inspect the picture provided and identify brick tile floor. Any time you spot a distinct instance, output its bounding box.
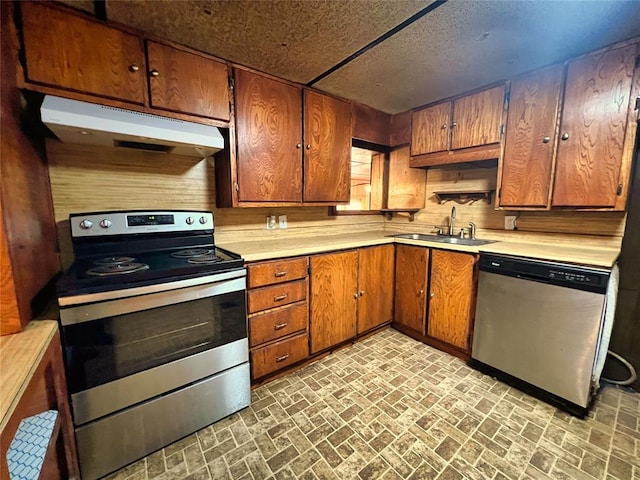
[105,329,640,480]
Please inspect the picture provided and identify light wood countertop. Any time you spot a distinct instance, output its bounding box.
[219,230,620,267]
[0,320,58,432]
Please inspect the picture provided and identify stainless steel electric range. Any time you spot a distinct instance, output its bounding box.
[56,210,250,480]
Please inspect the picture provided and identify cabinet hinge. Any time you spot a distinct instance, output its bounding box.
[229,76,235,90]
[635,56,640,69]
[497,187,501,199]
[499,124,505,136]
[617,184,623,196]
[234,181,239,193]
[634,97,640,111]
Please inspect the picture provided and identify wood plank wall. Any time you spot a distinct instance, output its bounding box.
[386,162,626,247]
[46,140,383,267]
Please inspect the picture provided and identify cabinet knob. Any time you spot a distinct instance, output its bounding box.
[542,136,550,144]
[561,133,569,141]
[306,144,311,150]
[353,293,358,299]
[441,124,447,130]
[150,69,160,77]
[296,143,302,149]
[451,122,458,128]
[359,290,364,296]
[430,292,435,298]
[128,64,140,73]
[418,289,424,296]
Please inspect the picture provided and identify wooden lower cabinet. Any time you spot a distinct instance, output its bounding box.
[357,245,395,334]
[393,245,478,356]
[247,256,309,380]
[310,250,359,353]
[427,250,478,352]
[394,244,429,334]
[310,246,394,353]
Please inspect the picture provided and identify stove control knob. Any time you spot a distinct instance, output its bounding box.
[186,217,195,225]
[79,219,93,230]
[199,216,208,225]
[99,219,112,229]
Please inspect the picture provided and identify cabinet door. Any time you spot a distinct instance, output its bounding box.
[147,41,229,120]
[411,102,451,155]
[234,69,303,202]
[394,245,428,334]
[20,2,145,104]
[552,44,637,208]
[427,250,476,351]
[303,91,352,202]
[451,85,505,150]
[357,245,394,334]
[310,251,358,353]
[500,65,563,208]
[387,146,426,210]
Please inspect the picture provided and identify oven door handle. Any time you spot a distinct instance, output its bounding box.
[60,275,246,326]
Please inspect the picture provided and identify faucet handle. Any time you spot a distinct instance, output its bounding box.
[468,222,476,240]
[433,225,443,235]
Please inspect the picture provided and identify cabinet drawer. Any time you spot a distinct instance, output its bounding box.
[247,279,307,314]
[251,333,308,379]
[249,302,308,347]
[248,257,308,288]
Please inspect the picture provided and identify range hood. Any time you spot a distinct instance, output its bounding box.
[40,95,224,158]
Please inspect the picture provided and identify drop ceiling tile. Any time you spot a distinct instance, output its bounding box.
[105,0,431,84]
[314,0,640,113]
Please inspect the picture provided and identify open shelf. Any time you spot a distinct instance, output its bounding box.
[433,190,493,205]
[380,209,421,221]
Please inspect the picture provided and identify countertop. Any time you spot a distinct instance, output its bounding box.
[219,230,620,267]
[0,320,58,433]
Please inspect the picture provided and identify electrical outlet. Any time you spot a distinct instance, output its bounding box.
[504,215,517,230]
[279,215,288,229]
[266,215,276,229]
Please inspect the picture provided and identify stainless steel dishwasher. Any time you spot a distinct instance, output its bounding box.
[472,254,611,413]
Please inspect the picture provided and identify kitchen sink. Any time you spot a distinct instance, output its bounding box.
[389,233,496,246]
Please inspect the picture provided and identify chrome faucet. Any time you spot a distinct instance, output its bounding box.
[468,221,476,240]
[448,206,456,236]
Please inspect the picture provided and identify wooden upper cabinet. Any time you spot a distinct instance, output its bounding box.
[310,251,358,353]
[500,65,564,208]
[146,41,229,120]
[553,44,637,208]
[357,245,394,334]
[303,90,352,202]
[411,102,451,155]
[234,69,303,202]
[20,2,146,104]
[451,85,505,150]
[427,250,477,352]
[387,146,426,210]
[394,245,428,334]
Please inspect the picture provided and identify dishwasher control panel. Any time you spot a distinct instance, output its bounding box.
[480,254,610,294]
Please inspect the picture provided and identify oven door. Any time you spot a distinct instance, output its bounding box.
[59,269,247,425]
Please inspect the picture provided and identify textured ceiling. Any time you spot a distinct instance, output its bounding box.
[105,0,431,84]
[69,0,640,114]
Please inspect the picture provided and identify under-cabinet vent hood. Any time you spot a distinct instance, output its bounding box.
[40,95,224,158]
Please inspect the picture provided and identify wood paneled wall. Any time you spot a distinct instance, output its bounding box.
[46,140,383,267]
[386,162,626,246]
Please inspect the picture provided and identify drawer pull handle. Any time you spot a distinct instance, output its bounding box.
[274,322,288,330]
[274,294,288,301]
[276,354,290,362]
[274,271,287,277]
